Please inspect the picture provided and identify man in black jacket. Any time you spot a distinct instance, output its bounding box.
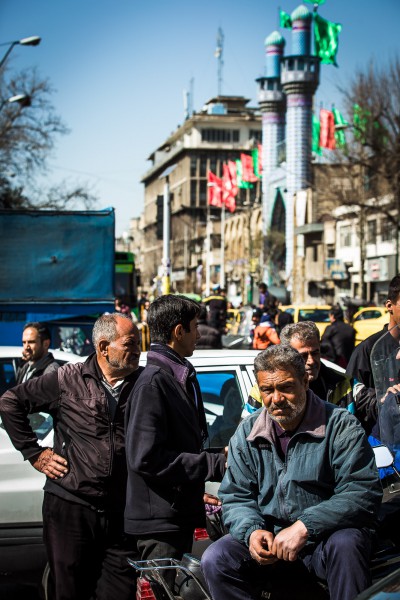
[346,274,400,435]
[124,295,226,585]
[0,313,143,600]
[321,306,355,368]
[16,321,60,383]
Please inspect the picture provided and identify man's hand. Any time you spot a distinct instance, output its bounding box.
[29,448,69,480]
[249,530,278,565]
[271,520,308,562]
[203,493,221,506]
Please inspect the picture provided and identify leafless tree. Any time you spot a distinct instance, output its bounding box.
[0,67,96,209]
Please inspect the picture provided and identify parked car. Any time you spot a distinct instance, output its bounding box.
[351,307,389,345]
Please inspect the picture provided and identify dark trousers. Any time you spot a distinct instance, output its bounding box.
[128,530,194,589]
[43,492,135,600]
[201,529,373,600]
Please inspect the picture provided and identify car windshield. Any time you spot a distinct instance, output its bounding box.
[298,309,330,323]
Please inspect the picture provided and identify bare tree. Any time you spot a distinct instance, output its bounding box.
[314,55,400,296]
[0,67,96,209]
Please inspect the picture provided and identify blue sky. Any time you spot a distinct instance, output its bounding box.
[1,0,399,236]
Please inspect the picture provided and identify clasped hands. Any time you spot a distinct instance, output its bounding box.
[249,521,308,564]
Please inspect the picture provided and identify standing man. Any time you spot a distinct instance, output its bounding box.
[321,306,355,368]
[0,313,143,600]
[16,321,60,384]
[125,295,226,584]
[346,274,400,435]
[196,304,222,349]
[202,346,381,600]
[203,285,228,332]
[258,282,277,315]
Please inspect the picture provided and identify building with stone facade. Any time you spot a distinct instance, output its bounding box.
[140,96,262,299]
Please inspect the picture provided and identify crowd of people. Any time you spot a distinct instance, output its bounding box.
[0,276,399,600]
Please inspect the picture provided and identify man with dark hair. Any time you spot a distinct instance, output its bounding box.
[16,321,60,383]
[201,345,381,600]
[258,282,277,315]
[0,313,143,600]
[125,294,226,584]
[320,306,355,368]
[196,304,222,349]
[346,274,400,434]
[203,286,228,332]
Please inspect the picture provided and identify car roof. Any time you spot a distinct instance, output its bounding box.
[139,348,260,367]
[0,346,85,363]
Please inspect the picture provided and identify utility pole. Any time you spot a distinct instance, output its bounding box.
[215,28,224,96]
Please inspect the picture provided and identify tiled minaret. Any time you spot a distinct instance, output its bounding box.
[281,4,320,285]
[256,31,286,283]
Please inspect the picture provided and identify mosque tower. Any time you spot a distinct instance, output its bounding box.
[256,32,286,284]
[280,4,320,287]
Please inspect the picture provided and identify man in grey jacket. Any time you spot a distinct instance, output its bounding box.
[16,321,60,383]
[201,345,382,600]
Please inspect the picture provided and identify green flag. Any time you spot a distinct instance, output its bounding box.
[279,9,292,29]
[353,103,370,144]
[236,159,253,189]
[312,114,322,156]
[313,13,342,66]
[252,147,261,178]
[304,0,326,5]
[332,108,348,148]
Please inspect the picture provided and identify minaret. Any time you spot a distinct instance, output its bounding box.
[257,31,286,284]
[280,4,320,286]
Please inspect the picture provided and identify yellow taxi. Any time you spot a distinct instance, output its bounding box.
[280,305,332,337]
[351,306,389,345]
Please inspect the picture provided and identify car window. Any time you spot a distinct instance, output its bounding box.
[298,309,330,323]
[0,358,17,395]
[197,370,244,448]
[354,310,383,321]
[27,413,54,440]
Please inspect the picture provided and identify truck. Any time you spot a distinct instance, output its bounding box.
[0,208,116,353]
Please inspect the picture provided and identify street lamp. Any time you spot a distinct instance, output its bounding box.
[0,93,31,111]
[0,36,41,70]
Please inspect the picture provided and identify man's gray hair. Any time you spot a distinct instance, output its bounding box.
[92,313,132,350]
[254,345,306,380]
[280,321,320,346]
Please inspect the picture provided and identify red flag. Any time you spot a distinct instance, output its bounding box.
[319,109,336,150]
[207,171,223,207]
[240,153,258,182]
[258,144,263,175]
[222,163,237,213]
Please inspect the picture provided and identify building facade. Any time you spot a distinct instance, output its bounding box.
[140,96,262,298]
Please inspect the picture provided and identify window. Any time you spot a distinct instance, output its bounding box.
[190,157,197,177]
[0,359,17,395]
[196,371,243,448]
[339,225,352,247]
[201,129,240,143]
[367,220,377,244]
[381,218,395,242]
[249,130,262,143]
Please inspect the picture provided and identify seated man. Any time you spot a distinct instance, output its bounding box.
[245,321,348,414]
[201,345,382,600]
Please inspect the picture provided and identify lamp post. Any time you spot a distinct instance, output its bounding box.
[0,36,41,70]
[0,93,31,111]
[159,165,176,296]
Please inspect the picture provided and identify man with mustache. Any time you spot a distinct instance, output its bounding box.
[16,321,60,384]
[201,345,381,600]
[0,313,143,600]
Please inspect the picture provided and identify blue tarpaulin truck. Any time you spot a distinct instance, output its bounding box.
[0,208,116,351]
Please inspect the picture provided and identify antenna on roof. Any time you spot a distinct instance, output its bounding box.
[214,28,224,97]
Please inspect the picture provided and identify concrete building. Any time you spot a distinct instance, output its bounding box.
[140,95,262,298]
